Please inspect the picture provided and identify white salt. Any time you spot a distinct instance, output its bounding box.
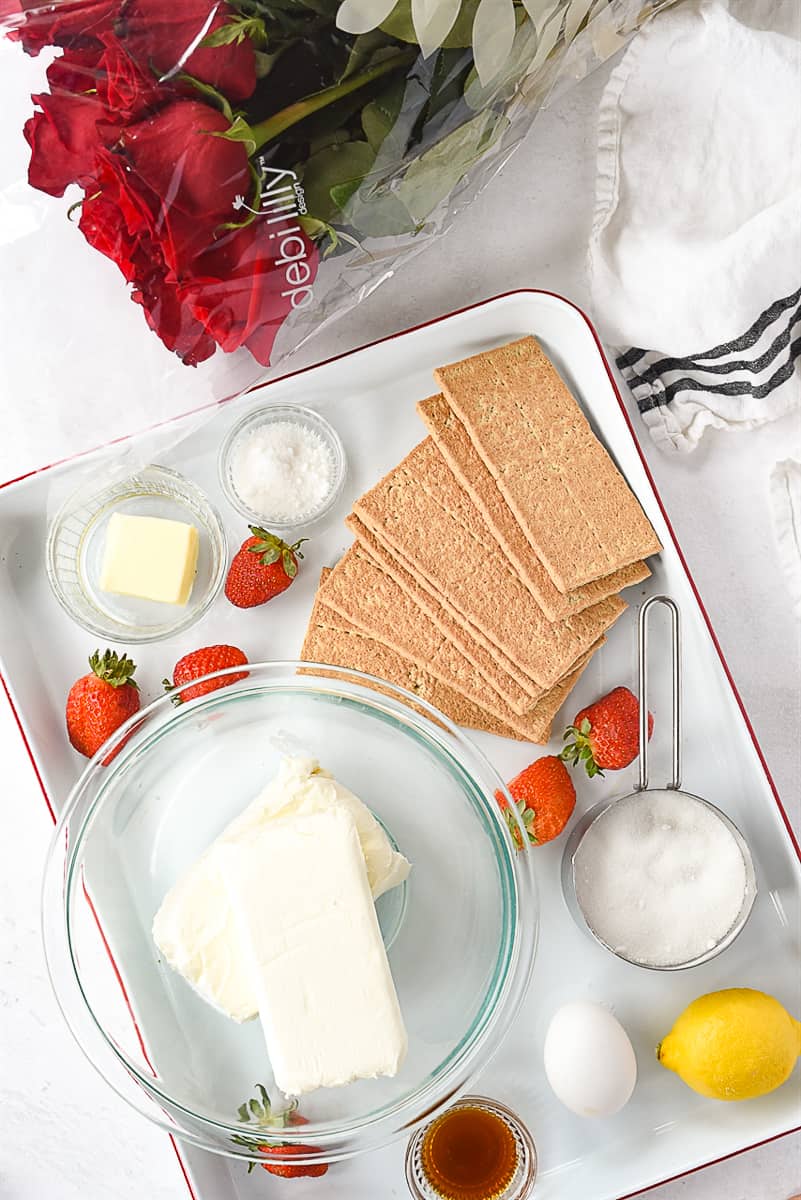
[231,420,335,522]
[574,790,748,967]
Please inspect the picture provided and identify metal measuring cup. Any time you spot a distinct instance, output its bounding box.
[561,595,757,971]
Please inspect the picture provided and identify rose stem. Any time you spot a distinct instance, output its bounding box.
[249,48,417,150]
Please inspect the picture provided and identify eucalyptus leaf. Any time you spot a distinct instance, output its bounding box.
[380,0,479,48]
[564,0,595,41]
[472,0,516,85]
[411,0,460,57]
[463,10,536,109]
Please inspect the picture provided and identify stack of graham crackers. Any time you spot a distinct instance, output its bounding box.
[301,336,662,743]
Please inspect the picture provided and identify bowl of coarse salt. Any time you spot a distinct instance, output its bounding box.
[219,404,347,531]
[562,596,757,971]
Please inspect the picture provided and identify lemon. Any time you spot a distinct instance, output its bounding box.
[657,988,801,1101]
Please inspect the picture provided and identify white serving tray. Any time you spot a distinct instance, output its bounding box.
[1,290,799,1200]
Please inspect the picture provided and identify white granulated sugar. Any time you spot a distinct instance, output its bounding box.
[574,790,748,967]
[232,420,335,521]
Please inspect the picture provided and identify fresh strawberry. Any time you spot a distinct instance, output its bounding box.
[234,1086,326,1178]
[225,526,306,609]
[65,649,140,760]
[561,685,654,777]
[258,1145,329,1179]
[164,644,248,703]
[496,755,576,847]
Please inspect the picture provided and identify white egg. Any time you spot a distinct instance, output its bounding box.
[544,1001,637,1117]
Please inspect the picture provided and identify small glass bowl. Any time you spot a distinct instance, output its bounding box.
[405,1095,537,1200]
[46,464,227,644]
[218,403,347,531]
[561,790,757,971]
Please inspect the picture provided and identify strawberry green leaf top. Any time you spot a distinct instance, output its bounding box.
[247,526,307,578]
[225,527,308,608]
[495,755,576,848]
[88,649,139,689]
[561,686,654,777]
[232,1087,325,1178]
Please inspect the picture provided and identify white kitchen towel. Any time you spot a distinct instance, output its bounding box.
[588,0,801,452]
[769,459,801,618]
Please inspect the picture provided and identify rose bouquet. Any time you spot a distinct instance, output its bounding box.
[2,0,676,373]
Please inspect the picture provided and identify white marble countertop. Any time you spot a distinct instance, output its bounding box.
[1,22,799,1200]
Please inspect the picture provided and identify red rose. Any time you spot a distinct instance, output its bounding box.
[80,183,216,364]
[118,0,256,102]
[112,99,253,265]
[96,34,164,116]
[181,220,319,366]
[24,40,165,197]
[77,99,298,366]
[8,0,116,56]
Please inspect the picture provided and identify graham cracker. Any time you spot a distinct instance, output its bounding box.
[318,544,515,721]
[417,392,651,619]
[302,575,593,743]
[345,514,541,714]
[319,543,600,734]
[434,336,662,593]
[352,437,626,690]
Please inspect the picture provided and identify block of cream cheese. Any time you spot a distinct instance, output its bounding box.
[218,805,408,1095]
[100,512,199,605]
[152,757,410,1021]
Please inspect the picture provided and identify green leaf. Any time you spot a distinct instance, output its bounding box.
[424,46,473,125]
[396,107,507,224]
[361,75,406,153]
[341,29,401,80]
[202,14,267,48]
[180,73,234,122]
[211,114,257,156]
[298,215,360,258]
[301,140,376,224]
[253,46,289,78]
[308,128,352,156]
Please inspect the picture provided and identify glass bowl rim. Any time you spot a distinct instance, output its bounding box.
[42,660,538,1162]
[44,463,228,644]
[218,403,347,530]
[561,787,758,972]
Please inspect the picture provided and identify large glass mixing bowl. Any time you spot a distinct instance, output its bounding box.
[42,663,538,1167]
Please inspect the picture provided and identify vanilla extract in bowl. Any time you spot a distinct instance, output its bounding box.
[405,1097,537,1200]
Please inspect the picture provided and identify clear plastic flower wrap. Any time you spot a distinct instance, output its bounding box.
[0,0,677,441]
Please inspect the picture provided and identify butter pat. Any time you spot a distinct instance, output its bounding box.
[100,512,199,605]
[218,806,407,1095]
[152,757,410,1021]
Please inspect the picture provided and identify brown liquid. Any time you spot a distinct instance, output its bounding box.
[420,1105,518,1200]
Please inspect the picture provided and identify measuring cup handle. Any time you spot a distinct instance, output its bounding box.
[637,595,681,791]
